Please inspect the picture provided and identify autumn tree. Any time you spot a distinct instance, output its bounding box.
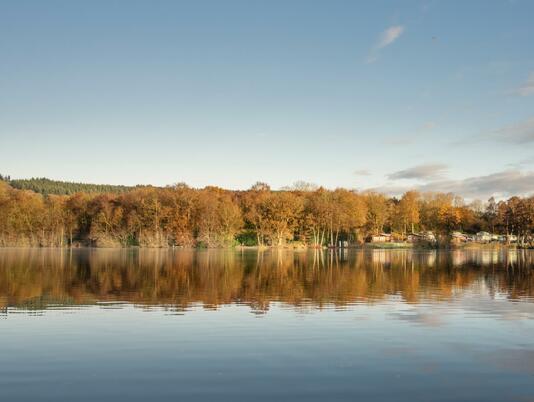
[364,192,390,235]
[484,197,498,233]
[438,204,461,232]
[165,184,196,246]
[87,194,129,247]
[43,195,68,246]
[397,191,420,234]
[64,192,92,245]
[420,192,454,231]
[241,182,272,246]
[261,191,303,246]
[303,188,329,246]
[195,187,242,247]
[327,189,367,246]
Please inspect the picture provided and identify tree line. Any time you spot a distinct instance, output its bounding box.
[0,179,533,247]
[6,176,133,195]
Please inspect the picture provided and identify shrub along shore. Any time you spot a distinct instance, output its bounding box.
[0,177,532,248]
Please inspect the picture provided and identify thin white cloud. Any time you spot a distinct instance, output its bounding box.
[387,163,448,180]
[354,169,371,176]
[366,25,405,63]
[377,25,405,49]
[516,72,534,96]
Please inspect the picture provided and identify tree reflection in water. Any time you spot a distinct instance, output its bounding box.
[0,248,533,313]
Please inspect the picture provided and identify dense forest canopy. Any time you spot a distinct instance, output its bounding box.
[0,176,533,248]
[3,176,133,195]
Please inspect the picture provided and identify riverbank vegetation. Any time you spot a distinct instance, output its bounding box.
[0,177,533,248]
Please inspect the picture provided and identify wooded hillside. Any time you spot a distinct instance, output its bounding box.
[4,176,132,195]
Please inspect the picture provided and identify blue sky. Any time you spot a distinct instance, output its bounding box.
[1,0,533,199]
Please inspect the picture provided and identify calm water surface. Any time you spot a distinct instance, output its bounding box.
[1,248,534,401]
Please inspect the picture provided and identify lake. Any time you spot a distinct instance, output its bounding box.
[1,248,534,401]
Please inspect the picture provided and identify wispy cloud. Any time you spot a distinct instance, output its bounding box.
[373,169,534,200]
[493,118,534,144]
[354,169,371,176]
[516,72,534,96]
[366,25,405,63]
[387,163,448,180]
[452,117,534,147]
[507,156,534,169]
[420,170,534,199]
